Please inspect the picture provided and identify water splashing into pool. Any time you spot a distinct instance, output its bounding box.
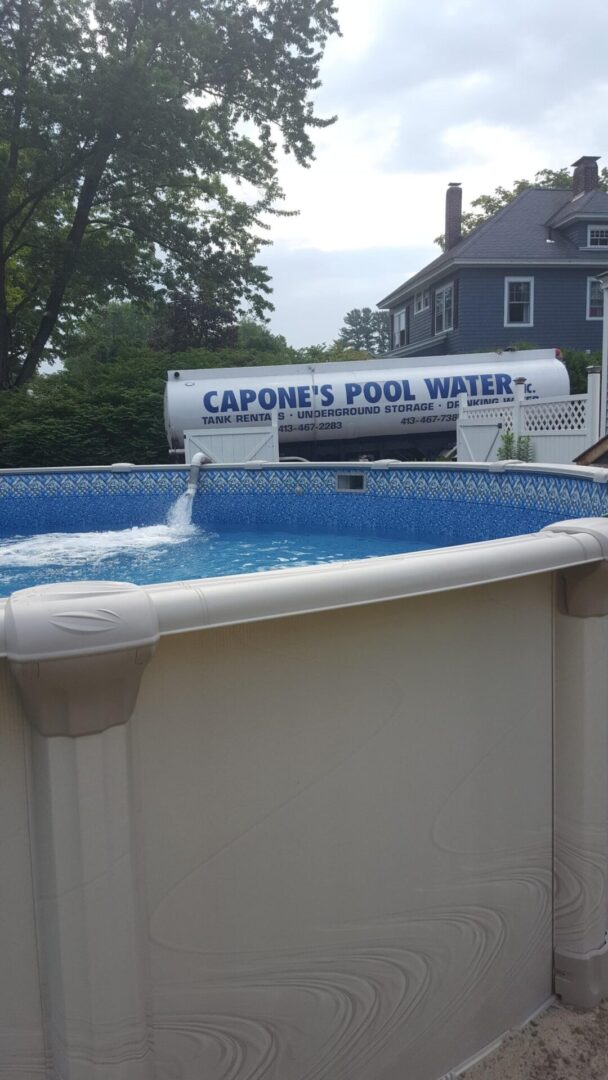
[166,490,195,529]
[0,485,439,597]
[0,491,198,576]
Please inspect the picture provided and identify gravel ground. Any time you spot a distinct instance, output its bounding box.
[460,1001,608,1079]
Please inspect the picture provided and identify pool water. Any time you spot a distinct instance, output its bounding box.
[0,494,444,597]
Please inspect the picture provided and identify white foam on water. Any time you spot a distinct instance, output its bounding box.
[0,494,198,569]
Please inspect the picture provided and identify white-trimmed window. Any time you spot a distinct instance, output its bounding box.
[587,226,608,248]
[434,282,454,334]
[504,277,534,327]
[392,307,407,348]
[587,277,604,320]
[414,290,430,314]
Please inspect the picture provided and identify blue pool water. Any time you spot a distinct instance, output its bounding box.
[3,463,606,599]
[0,494,443,597]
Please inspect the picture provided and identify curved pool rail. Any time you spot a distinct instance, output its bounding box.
[1,516,608,654]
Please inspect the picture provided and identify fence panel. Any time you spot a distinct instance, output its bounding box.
[458,393,594,464]
[521,397,587,436]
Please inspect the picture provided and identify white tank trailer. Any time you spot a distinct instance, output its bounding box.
[164,349,570,461]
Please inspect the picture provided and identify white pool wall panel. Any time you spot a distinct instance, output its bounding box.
[0,571,561,1080]
[131,583,554,1080]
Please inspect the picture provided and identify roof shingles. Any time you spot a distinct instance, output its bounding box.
[379,187,608,307]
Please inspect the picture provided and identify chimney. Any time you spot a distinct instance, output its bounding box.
[572,156,600,197]
[445,183,462,250]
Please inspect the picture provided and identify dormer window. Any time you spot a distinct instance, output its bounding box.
[587,226,608,247]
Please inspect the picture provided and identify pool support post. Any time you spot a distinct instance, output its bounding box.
[550,520,608,1007]
[4,581,159,1078]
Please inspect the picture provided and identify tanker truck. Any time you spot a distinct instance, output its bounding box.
[164,349,569,462]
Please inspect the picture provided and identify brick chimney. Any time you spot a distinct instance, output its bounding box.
[445,183,462,250]
[572,156,600,197]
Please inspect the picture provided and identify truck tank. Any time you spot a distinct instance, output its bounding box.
[164,349,570,461]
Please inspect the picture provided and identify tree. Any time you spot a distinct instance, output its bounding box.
[560,349,600,396]
[150,292,238,353]
[337,308,391,355]
[0,308,318,467]
[435,167,608,249]
[0,0,339,388]
[295,342,372,363]
[0,349,171,467]
[63,301,154,366]
[236,319,291,358]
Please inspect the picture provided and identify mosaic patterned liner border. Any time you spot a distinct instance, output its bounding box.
[0,466,606,521]
[0,469,187,499]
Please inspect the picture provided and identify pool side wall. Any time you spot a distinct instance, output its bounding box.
[2,463,608,1078]
[1,576,555,1080]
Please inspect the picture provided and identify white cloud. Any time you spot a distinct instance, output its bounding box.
[261,0,608,344]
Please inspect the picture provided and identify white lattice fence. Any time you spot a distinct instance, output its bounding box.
[464,405,514,431]
[457,379,601,465]
[522,396,587,435]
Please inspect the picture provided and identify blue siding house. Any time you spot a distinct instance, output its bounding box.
[378,156,608,357]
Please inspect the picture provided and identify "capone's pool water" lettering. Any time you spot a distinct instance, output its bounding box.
[199,373,515,416]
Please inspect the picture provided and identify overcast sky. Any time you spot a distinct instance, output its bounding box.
[261,0,608,346]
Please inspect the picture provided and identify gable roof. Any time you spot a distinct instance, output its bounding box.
[379,186,608,308]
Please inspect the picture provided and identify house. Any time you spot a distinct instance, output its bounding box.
[378,156,608,357]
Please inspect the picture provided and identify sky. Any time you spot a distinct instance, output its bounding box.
[261,0,608,347]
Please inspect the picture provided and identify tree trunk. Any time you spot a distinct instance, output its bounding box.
[14,136,115,387]
[0,240,13,390]
[0,1,30,388]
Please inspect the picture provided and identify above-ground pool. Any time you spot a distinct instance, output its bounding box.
[2,461,608,1080]
[1,461,608,595]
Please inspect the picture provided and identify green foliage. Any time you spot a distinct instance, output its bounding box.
[496,431,535,463]
[514,435,534,463]
[150,293,238,354]
[0,349,170,468]
[295,342,372,363]
[496,430,515,460]
[559,349,600,396]
[435,167,608,249]
[0,0,339,387]
[236,320,292,359]
[0,303,321,466]
[337,307,391,354]
[62,301,154,367]
[164,318,297,366]
[63,302,295,364]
